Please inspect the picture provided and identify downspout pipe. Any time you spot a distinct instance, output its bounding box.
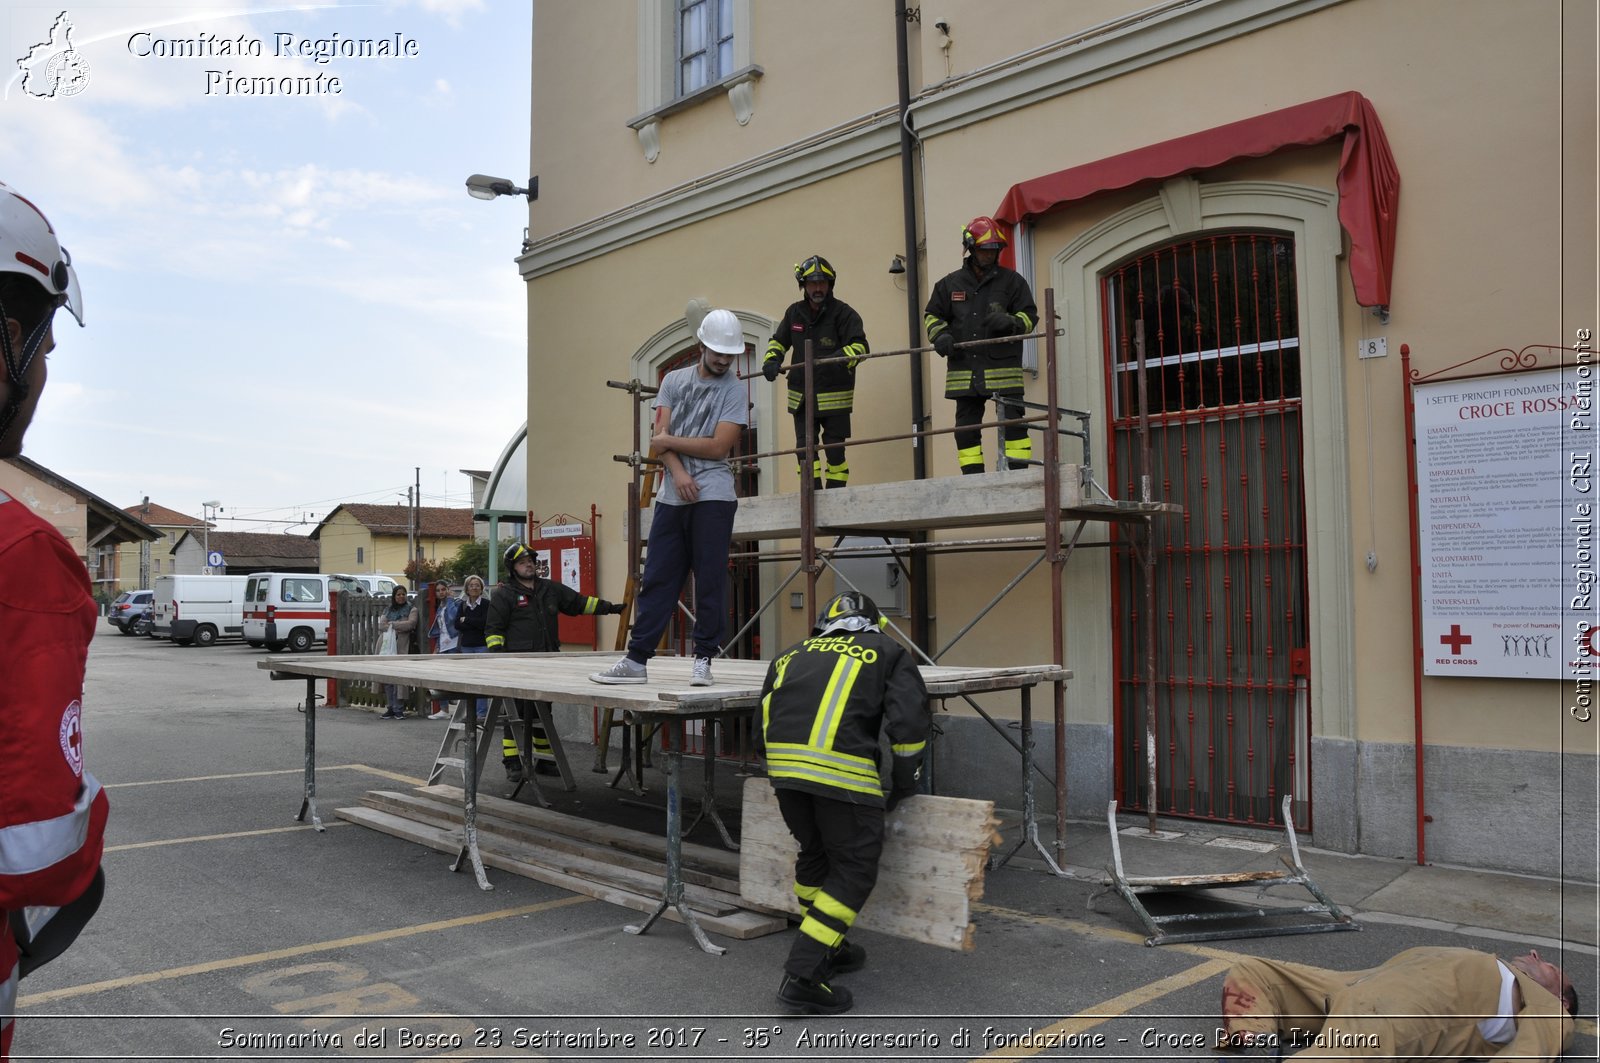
[895,0,931,653]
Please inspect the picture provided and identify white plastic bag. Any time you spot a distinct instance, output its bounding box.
[377,628,397,656]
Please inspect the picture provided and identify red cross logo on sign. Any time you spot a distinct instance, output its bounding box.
[1439,624,1473,655]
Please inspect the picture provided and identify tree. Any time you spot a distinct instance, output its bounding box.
[445,539,491,583]
[404,556,450,586]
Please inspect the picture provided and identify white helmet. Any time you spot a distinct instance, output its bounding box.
[0,182,82,327]
[696,308,744,354]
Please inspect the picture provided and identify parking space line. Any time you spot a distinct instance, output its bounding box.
[18,896,594,1007]
[105,821,352,853]
[103,763,427,789]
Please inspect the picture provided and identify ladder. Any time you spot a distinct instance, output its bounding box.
[594,381,666,784]
[426,696,573,807]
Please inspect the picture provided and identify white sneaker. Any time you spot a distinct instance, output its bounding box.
[427,710,450,720]
[690,657,714,686]
[590,657,648,684]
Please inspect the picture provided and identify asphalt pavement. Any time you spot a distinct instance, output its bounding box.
[16,622,1596,1062]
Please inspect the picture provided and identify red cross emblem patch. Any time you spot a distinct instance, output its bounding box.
[60,699,84,776]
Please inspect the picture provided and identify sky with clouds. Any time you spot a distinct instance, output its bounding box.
[2,0,531,532]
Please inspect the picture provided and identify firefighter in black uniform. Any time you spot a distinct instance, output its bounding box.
[486,542,624,784]
[762,255,868,489]
[924,215,1039,474]
[759,591,929,1015]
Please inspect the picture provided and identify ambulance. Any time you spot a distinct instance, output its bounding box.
[242,572,366,652]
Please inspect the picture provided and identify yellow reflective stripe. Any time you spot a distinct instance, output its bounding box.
[812,889,859,928]
[485,635,505,648]
[924,314,946,339]
[762,652,795,733]
[1004,436,1033,460]
[793,882,820,904]
[799,913,844,949]
[502,738,518,755]
[957,443,985,466]
[842,342,865,368]
[581,596,599,615]
[1015,311,1035,331]
[765,340,785,359]
[986,367,1025,385]
[945,369,972,390]
[891,741,925,756]
[785,389,803,412]
[765,744,879,780]
[809,656,860,748]
[815,393,853,411]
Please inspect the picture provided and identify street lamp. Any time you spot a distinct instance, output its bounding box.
[201,500,221,572]
[464,174,538,201]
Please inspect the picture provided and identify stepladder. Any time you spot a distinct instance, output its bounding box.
[427,695,576,808]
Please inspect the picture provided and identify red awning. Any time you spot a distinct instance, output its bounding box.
[993,91,1399,307]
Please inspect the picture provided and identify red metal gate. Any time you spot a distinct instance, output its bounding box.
[1103,231,1312,828]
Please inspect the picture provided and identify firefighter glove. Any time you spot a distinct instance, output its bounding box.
[985,311,1019,337]
[933,332,955,358]
[761,358,782,382]
[886,786,917,812]
[599,601,626,615]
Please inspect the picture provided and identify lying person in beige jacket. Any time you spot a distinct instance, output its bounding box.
[1217,945,1576,1060]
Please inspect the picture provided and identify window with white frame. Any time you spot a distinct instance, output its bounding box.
[677,0,733,95]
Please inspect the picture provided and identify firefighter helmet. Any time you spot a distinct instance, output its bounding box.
[811,591,887,635]
[503,541,534,568]
[696,308,746,354]
[794,255,837,290]
[961,215,1007,252]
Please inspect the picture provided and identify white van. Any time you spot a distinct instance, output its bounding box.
[151,574,249,647]
[242,572,366,652]
[350,573,406,597]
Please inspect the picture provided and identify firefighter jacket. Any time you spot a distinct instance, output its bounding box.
[0,492,110,1057]
[924,259,1038,398]
[758,628,929,806]
[763,296,868,415]
[484,575,616,653]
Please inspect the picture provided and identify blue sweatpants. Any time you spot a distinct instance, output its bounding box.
[626,499,736,663]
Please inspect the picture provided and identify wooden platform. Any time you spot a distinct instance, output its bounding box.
[264,653,1069,712]
[738,779,1000,952]
[336,785,788,940]
[638,465,1179,541]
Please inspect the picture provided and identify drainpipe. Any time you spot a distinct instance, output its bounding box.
[895,0,931,653]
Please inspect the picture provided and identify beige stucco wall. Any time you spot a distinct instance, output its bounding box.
[521,0,1598,859]
[0,467,87,559]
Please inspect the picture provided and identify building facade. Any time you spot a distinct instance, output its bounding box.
[118,500,206,592]
[517,0,1597,877]
[310,503,477,577]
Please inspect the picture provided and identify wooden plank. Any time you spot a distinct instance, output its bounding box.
[737,779,998,952]
[335,806,785,940]
[363,790,745,902]
[420,785,742,879]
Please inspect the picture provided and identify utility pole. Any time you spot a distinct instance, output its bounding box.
[413,466,423,570]
[406,486,416,585]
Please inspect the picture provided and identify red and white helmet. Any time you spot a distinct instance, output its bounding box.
[0,181,82,327]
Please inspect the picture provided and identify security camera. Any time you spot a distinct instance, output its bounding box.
[934,19,950,33]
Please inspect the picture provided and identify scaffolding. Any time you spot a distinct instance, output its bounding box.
[610,289,1179,869]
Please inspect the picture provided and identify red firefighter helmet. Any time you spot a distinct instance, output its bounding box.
[961,216,1007,252]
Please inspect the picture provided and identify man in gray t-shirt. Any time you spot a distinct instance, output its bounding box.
[592,308,750,688]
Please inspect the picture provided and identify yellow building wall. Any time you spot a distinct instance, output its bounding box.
[316,511,470,577]
[524,0,1597,764]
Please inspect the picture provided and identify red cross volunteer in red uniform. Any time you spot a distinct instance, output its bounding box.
[0,181,109,1061]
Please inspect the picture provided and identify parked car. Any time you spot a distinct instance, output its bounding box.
[108,589,153,636]
[151,574,249,647]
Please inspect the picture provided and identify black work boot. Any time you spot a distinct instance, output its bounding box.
[533,760,560,777]
[827,939,866,975]
[776,973,852,1015]
[503,757,524,785]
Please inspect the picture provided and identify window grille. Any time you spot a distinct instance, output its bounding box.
[1102,231,1312,828]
